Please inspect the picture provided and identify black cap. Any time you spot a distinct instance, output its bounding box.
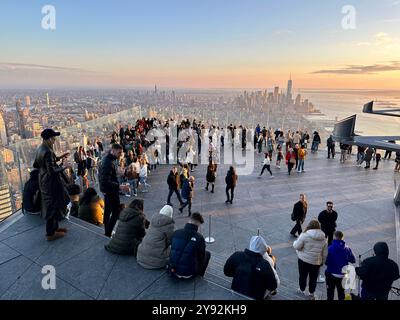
[41,128,60,140]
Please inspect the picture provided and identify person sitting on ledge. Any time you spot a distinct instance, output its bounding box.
[78,187,104,226]
[224,236,279,300]
[168,212,210,279]
[104,199,149,256]
[137,205,175,270]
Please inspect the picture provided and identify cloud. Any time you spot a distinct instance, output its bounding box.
[0,62,94,73]
[311,61,400,75]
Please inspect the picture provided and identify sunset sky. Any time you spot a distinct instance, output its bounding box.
[0,0,399,89]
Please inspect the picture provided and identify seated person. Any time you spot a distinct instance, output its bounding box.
[224,236,279,300]
[22,169,41,215]
[104,199,149,256]
[66,184,81,218]
[168,212,210,278]
[78,187,104,226]
[137,205,175,269]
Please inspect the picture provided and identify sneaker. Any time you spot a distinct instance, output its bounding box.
[225,200,230,204]
[317,275,325,283]
[270,175,274,179]
[46,231,65,241]
[133,193,138,197]
[297,288,306,296]
[308,293,316,300]
[125,194,131,197]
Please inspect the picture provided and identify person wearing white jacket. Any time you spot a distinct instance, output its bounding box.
[293,220,328,300]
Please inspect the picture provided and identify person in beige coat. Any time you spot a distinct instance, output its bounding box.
[137,205,175,269]
[293,220,328,300]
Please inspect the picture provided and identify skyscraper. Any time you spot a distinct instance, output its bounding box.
[286,75,293,104]
[46,92,50,107]
[154,85,158,95]
[16,100,26,139]
[0,154,13,221]
[273,86,279,103]
[0,113,8,147]
[25,96,31,107]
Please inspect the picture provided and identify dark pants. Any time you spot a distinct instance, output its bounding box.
[288,162,294,174]
[290,220,303,236]
[260,165,272,176]
[384,150,392,159]
[328,146,335,158]
[298,259,320,294]
[326,271,345,301]
[226,186,235,202]
[181,197,192,215]
[46,216,60,236]
[104,192,121,237]
[323,229,334,246]
[361,288,389,300]
[198,251,211,277]
[167,189,183,205]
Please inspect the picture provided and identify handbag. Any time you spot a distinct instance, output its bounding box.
[290,157,296,164]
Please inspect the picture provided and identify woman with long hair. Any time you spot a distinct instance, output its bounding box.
[205,162,217,193]
[293,220,328,300]
[78,187,104,226]
[225,166,238,204]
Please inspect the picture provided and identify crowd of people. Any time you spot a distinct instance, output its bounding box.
[20,116,400,301]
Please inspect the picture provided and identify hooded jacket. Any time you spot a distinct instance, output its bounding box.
[104,206,148,256]
[293,229,328,265]
[355,242,399,298]
[169,223,206,278]
[137,206,175,269]
[98,152,119,194]
[325,239,356,276]
[22,169,41,213]
[224,236,278,300]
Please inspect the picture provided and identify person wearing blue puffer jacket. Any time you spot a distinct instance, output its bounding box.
[325,231,356,300]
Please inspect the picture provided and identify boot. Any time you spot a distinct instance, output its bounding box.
[46,231,65,241]
[211,184,214,193]
[205,183,209,191]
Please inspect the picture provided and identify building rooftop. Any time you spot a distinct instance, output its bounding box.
[0,150,399,300]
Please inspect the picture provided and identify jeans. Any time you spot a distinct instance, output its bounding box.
[103,192,121,237]
[140,176,150,191]
[128,179,138,195]
[298,259,320,294]
[328,146,335,158]
[260,165,272,176]
[226,186,235,202]
[297,159,305,171]
[326,271,345,301]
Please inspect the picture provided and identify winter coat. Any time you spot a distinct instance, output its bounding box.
[293,229,328,265]
[22,169,41,213]
[318,210,338,234]
[325,240,356,276]
[206,165,217,183]
[33,143,69,219]
[181,179,193,200]
[167,171,179,191]
[224,249,278,300]
[98,152,120,194]
[356,242,400,298]
[78,196,104,226]
[292,201,307,222]
[104,207,148,256]
[169,223,206,278]
[137,213,175,269]
[225,171,238,188]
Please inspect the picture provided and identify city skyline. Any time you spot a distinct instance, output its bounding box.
[0,0,400,89]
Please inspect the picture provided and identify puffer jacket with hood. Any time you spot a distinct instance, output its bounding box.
[293,229,328,265]
[356,242,400,298]
[224,236,278,300]
[104,205,148,256]
[137,205,175,269]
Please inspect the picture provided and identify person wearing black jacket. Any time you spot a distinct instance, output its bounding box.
[224,236,278,300]
[327,136,335,159]
[33,129,71,241]
[290,194,308,237]
[167,167,183,206]
[168,212,210,278]
[356,242,399,300]
[98,144,129,237]
[225,166,238,204]
[318,201,338,246]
